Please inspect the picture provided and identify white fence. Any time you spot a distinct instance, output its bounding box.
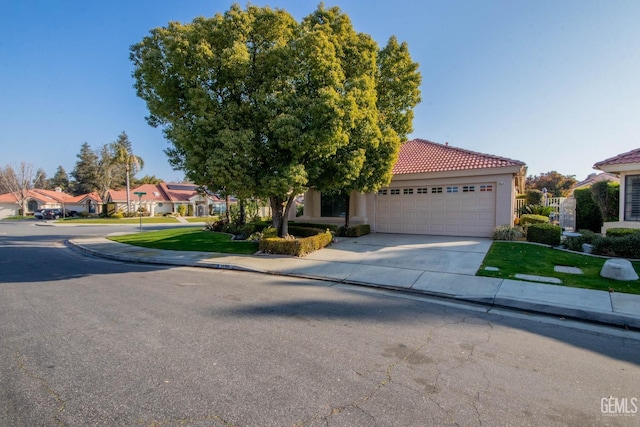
[516,196,576,231]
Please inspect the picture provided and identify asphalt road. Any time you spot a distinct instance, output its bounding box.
[1,221,639,426]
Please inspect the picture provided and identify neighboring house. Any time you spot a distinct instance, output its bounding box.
[570,172,619,193]
[105,182,224,216]
[300,139,527,237]
[593,147,640,232]
[0,187,102,219]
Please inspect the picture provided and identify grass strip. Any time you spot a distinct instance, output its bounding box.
[108,227,258,255]
[478,242,640,294]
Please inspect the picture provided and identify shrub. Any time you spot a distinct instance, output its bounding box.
[519,214,550,226]
[337,224,371,237]
[289,226,325,238]
[525,189,543,206]
[289,222,339,232]
[492,225,524,241]
[259,231,333,256]
[111,212,124,219]
[574,187,602,233]
[519,204,553,217]
[591,180,619,222]
[606,228,640,237]
[563,229,599,252]
[526,223,562,246]
[593,233,640,259]
[176,205,187,216]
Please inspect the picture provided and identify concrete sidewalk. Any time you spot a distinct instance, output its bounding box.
[67,234,640,329]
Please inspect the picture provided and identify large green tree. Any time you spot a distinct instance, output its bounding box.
[131,4,420,236]
[70,142,100,195]
[307,8,421,225]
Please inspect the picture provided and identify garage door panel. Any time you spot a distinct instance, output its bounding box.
[376,182,497,237]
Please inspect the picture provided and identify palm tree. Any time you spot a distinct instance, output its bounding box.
[110,131,144,214]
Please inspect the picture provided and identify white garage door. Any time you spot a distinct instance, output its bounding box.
[375,183,496,237]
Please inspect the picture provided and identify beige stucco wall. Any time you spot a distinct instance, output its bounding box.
[300,167,522,234]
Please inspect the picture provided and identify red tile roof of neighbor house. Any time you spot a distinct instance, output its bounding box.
[107,183,220,203]
[593,147,640,168]
[392,139,525,175]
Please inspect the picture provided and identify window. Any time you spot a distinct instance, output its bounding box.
[417,188,428,194]
[378,189,388,195]
[431,187,443,194]
[158,203,163,207]
[480,184,493,192]
[321,193,346,217]
[390,189,400,195]
[403,188,414,195]
[446,186,459,193]
[625,175,640,221]
[463,185,475,192]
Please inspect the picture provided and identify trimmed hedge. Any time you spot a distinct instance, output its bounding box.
[259,231,334,256]
[519,214,550,226]
[337,224,371,237]
[606,228,640,237]
[574,187,602,233]
[289,222,339,232]
[288,226,326,237]
[526,223,561,246]
[593,233,640,259]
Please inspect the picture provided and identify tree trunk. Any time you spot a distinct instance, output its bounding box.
[239,199,246,225]
[270,194,297,237]
[344,192,351,228]
[125,165,131,214]
[225,194,231,224]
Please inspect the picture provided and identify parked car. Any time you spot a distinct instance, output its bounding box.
[34,209,45,219]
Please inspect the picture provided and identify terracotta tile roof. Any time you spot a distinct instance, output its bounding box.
[106,183,219,203]
[392,139,525,175]
[573,172,619,189]
[594,147,640,168]
[0,188,74,204]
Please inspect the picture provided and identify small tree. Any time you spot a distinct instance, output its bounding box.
[70,142,100,195]
[33,168,48,189]
[110,131,144,214]
[49,166,70,191]
[0,162,39,216]
[526,171,577,197]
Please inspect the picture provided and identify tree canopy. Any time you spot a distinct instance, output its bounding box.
[131,4,421,236]
[526,171,577,197]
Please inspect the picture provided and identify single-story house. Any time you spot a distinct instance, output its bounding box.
[0,187,101,219]
[593,147,640,232]
[299,139,527,237]
[105,182,224,216]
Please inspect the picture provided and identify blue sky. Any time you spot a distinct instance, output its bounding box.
[2,1,639,183]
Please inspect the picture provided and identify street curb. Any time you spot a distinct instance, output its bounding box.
[66,240,640,331]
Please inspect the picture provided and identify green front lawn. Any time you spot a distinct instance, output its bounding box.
[108,227,258,255]
[478,242,640,295]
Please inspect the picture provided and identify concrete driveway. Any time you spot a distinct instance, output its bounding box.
[305,233,493,276]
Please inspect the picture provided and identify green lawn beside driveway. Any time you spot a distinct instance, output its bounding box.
[108,227,258,255]
[478,241,640,295]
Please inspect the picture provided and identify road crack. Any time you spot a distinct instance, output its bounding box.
[15,350,68,427]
